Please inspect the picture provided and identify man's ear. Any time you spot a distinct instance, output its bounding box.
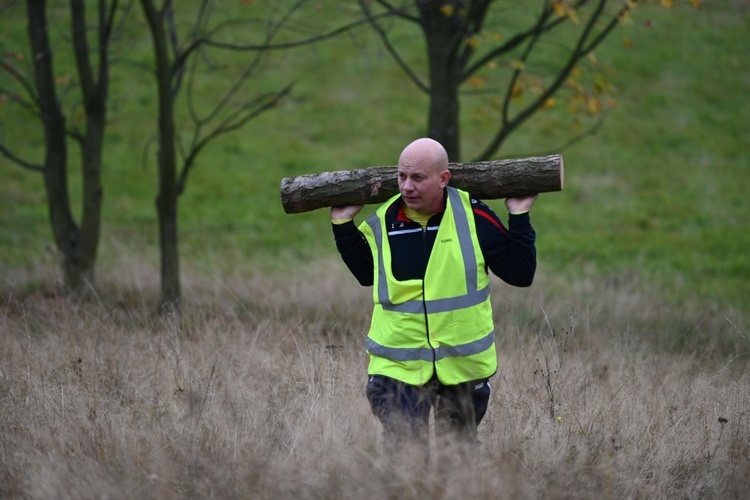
[439,169,451,188]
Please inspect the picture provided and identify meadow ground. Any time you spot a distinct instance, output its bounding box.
[1,258,748,499]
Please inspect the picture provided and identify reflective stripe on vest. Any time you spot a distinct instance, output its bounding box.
[366,329,495,362]
[365,187,490,316]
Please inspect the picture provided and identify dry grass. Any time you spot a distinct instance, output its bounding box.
[1,257,748,499]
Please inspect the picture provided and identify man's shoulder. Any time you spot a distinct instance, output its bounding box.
[466,194,492,212]
[466,195,507,233]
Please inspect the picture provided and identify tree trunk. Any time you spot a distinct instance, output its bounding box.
[141,0,181,311]
[27,0,88,294]
[157,192,180,311]
[418,3,462,160]
[280,154,563,214]
[77,102,104,290]
[72,0,109,293]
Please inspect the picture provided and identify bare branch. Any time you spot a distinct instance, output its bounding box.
[189,0,212,49]
[174,5,397,69]
[531,113,607,157]
[358,0,428,94]
[0,88,40,117]
[99,0,119,96]
[215,84,294,137]
[1,60,40,110]
[456,0,492,72]
[474,0,619,160]
[0,143,43,172]
[500,7,551,126]
[184,0,300,143]
[581,0,632,53]
[460,6,568,82]
[176,83,294,195]
[373,0,419,22]
[165,3,184,99]
[71,0,95,101]
[103,0,120,38]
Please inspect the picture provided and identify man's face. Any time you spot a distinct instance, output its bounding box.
[397,161,449,215]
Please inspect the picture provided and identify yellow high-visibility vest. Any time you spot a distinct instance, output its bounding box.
[360,187,497,386]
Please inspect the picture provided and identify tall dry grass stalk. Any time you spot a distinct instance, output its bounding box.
[1,257,748,499]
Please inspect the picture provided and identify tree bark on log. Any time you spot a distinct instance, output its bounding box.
[280,154,563,214]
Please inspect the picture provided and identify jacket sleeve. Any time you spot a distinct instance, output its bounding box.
[331,221,374,286]
[471,198,536,287]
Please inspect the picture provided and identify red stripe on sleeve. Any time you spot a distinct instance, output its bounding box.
[473,207,508,234]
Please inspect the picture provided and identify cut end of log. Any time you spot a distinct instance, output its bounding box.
[559,156,565,190]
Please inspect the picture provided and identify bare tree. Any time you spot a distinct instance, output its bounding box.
[358,0,644,161]
[0,0,122,296]
[137,0,318,310]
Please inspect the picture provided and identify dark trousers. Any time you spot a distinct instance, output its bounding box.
[365,374,491,452]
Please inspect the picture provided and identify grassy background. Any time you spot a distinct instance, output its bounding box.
[1,1,748,310]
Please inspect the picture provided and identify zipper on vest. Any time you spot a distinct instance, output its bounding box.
[421,227,436,365]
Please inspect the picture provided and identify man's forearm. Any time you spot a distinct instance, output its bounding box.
[332,221,374,286]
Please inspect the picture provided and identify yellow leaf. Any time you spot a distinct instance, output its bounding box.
[531,78,545,94]
[623,37,634,49]
[587,95,602,115]
[55,74,71,85]
[570,94,586,104]
[587,52,599,65]
[543,97,556,109]
[440,4,454,17]
[552,0,566,17]
[660,0,674,8]
[594,74,609,93]
[488,61,498,70]
[567,8,580,25]
[690,0,702,7]
[511,83,524,99]
[466,36,479,49]
[510,59,525,71]
[467,76,486,88]
[566,78,583,93]
[570,67,582,79]
[619,10,632,25]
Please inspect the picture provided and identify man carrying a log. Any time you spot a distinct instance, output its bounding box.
[330,137,538,453]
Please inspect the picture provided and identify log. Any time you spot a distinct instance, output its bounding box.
[280,154,563,214]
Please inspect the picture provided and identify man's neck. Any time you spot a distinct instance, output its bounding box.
[402,205,432,229]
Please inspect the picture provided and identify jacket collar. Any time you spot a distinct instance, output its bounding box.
[390,189,448,223]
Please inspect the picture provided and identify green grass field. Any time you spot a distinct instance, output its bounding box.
[2,1,747,312]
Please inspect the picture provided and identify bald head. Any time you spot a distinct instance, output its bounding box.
[397,138,451,215]
[398,138,449,174]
